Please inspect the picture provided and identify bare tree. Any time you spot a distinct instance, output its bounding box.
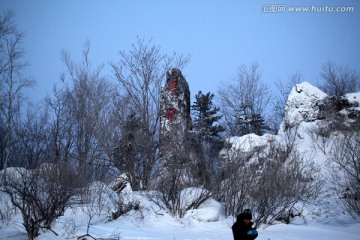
[1,163,83,239]
[110,37,190,190]
[112,112,147,190]
[218,131,322,226]
[252,142,322,226]
[217,62,271,137]
[217,145,259,217]
[10,104,50,168]
[0,190,14,224]
[320,61,359,96]
[59,40,118,181]
[0,11,35,171]
[151,172,212,218]
[307,120,335,155]
[45,85,74,164]
[78,182,114,237]
[329,127,360,221]
[153,120,198,216]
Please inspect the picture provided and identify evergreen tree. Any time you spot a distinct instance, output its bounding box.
[191,91,224,190]
[235,104,270,136]
[191,91,224,140]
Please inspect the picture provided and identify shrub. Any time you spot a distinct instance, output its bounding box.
[1,163,83,239]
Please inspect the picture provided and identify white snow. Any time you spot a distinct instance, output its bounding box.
[345,92,360,105]
[183,197,224,222]
[226,133,277,152]
[345,92,360,113]
[1,207,359,240]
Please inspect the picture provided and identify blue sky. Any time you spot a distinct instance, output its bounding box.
[1,0,360,103]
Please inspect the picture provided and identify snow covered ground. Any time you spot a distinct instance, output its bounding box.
[1,213,359,240]
[1,190,359,240]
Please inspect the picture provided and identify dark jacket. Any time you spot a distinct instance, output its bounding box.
[231,215,258,240]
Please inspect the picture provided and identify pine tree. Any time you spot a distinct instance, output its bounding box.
[191,91,224,141]
[235,104,270,136]
[191,91,224,190]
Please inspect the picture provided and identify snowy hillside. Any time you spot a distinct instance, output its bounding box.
[1,82,360,239]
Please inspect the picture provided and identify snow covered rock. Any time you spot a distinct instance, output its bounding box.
[184,198,224,222]
[224,133,276,153]
[181,188,224,222]
[341,92,360,120]
[219,133,278,164]
[281,82,328,130]
[110,173,132,194]
[281,82,360,131]
[160,68,191,137]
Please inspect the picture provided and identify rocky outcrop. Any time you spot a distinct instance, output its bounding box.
[159,68,192,169]
[281,82,360,131]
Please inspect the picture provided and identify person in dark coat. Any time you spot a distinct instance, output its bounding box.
[232,209,258,240]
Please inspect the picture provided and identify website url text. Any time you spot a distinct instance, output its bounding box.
[262,5,355,13]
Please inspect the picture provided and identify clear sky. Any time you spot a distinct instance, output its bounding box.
[1,0,360,103]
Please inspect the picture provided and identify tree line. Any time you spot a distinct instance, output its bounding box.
[1,11,360,239]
